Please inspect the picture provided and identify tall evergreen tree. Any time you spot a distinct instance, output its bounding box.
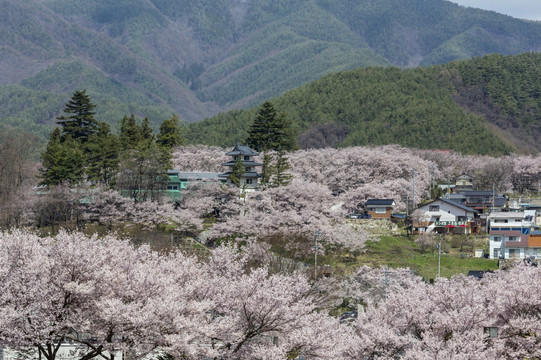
[85,122,121,186]
[229,157,244,187]
[119,114,142,150]
[246,101,297,152]
[271,150,293,187]
[157,114,183,149]
[56,90,99,143]
[39,129,85,186]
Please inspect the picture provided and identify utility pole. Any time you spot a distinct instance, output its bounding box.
[437,235,442,279]
[314,230,321,280]
[412,168,418,211]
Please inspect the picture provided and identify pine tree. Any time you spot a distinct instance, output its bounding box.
[157,114,183,149]
[271,150,293,187]
[56,90,99,143]
[246,101,297,152]
[246,101,276,152]
[39,129,85,186]
[85,122,121,186]
[141,117,154,142]
[119,114,142,150]
[229,157,244,187]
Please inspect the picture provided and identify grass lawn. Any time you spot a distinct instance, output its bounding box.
[320,235,498,280]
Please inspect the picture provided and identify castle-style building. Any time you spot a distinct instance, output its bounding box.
[220,144,262,189]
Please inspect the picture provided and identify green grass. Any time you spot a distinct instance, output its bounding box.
[353,235,498,280]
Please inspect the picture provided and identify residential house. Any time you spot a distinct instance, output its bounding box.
[414,198,477,234]
[462,190,507,213]
[488,211,538,259]
[220,144,262,190]
[365,199,395,219]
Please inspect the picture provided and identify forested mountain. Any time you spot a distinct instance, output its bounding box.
[1,0,541,138]
[186,53,541,155]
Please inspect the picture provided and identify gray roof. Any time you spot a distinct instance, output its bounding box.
[366,199,395,206]
[219,171,261,178]
[432,198,478,213]
[222,160,262,167]
[167,170,222,180]
[463,190,498,196]
[225,144,259,156]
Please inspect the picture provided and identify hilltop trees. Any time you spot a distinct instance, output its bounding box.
[39,90,184,189]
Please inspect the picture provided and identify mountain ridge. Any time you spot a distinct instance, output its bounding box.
[1,0,540,139]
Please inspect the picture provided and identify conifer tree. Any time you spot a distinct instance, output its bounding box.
[119,114,142,150]
[246,101,276,152]
[229,157,244,187]
[246,101,297,152]
[271,150,293,187]
[85,123,121,186]
[39,129,85,186]
[157,114,183,149]
[56,90,99,143]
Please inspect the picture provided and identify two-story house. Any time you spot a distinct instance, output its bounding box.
[414,198,477,234]
[488,211,537,259]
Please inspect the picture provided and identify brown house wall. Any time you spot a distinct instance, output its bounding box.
[368,208,392,219]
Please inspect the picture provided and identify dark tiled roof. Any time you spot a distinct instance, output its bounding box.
[225,144,259,156]
[434,198,478,213]
[167,170,222,180]
[222,160,262,167]
[494,197,507,207]
[219,171,261,178]
[463,190,498,196]
[366,199,395,206]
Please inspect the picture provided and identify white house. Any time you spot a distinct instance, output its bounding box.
[414,198,477,233]
[488,211,538,259]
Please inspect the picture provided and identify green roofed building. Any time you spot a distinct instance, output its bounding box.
[166,170,225,200]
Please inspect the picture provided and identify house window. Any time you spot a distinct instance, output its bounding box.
[246,179,253,184]
[429,205,440,212]
[167,185,179,190]
[508,236,519,242]
[245,167,252,172]
[492,236,501,242]
[244,156,250,160]
[508,249,519,258]
[375,208,386,214]
[493,249,500,259]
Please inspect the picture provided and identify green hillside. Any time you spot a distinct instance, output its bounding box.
[2,0,541,140]
[186,53,541,155]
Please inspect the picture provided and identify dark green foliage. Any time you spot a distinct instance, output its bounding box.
[85,122,121,186]
[157,114,183,149]
[271,151,293,187]
[56,90,99,143]
[190,53,541,155]
[119,114,143,150]
[246,102,297,152]
[39,128,85,186]
[115,140,169,203]
[228,157,244,188]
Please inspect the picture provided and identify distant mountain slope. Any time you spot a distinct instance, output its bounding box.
[186,53,541,155]
[1,0,541,137]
